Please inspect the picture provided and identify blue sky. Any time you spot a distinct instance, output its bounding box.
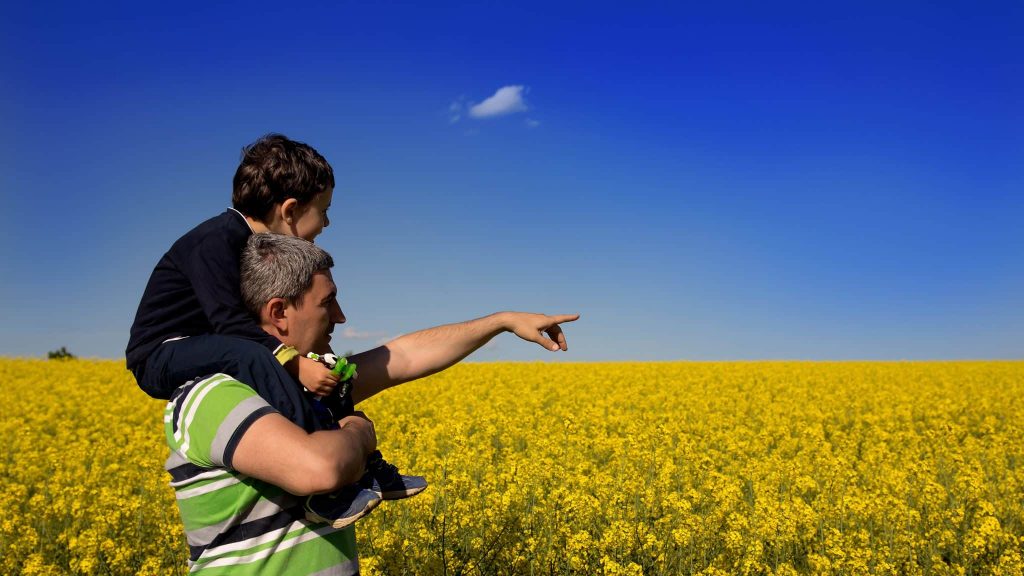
[2,1,1021,361]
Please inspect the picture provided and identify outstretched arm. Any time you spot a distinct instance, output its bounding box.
[349,311,579,404]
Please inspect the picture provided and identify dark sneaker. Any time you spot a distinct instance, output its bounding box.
[304,485,382,529]
[364,450,428,500]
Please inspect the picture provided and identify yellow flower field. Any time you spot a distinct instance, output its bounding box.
[1,359,1022,575]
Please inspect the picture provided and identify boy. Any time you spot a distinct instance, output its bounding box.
[127,134,425,529]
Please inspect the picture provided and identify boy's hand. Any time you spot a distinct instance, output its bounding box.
[297,355,340,396]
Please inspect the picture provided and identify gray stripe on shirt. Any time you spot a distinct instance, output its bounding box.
[308,558,360,576]
[210,395,272,465]
[184,491,299,547]
[165,450,188,470]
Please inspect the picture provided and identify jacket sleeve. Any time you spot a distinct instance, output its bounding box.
[182,233,283,353]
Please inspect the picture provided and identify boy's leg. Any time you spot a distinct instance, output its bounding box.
[136,346,179,400]
[319,388,427,500]
[149,335,320,432]
[151,336,383,526]
[320,386,354,422]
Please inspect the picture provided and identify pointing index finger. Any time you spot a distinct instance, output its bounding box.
[551,313,580,324]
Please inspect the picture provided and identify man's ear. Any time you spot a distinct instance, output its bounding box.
[261,297,290,334]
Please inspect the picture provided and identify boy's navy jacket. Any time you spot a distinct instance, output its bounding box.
[126,209,281,376]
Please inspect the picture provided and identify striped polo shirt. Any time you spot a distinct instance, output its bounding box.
[165,373,359,575]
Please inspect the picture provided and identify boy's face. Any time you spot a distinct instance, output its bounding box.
[291,188,333,242]
[285,270,346,355]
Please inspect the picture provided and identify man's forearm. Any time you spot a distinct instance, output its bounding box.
[350,312,508,403]
[232,412,375,496]
[350,310,577,405]
[388,312,507,382]
[308,424,374,489]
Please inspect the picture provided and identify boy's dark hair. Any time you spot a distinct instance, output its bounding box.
[232,134,335,220]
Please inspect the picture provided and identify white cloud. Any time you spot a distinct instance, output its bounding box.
[469,85,528,118]
[339,326,388,339]
[525,118,541,128]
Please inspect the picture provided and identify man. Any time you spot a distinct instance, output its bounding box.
[164,233,578,575]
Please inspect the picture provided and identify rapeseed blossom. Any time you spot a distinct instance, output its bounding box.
[1,359,1022,574]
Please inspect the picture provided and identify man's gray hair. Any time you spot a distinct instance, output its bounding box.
[240,233,335,316]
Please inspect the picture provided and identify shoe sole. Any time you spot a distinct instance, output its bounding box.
[305,496,382,529]
[380,484,428,500]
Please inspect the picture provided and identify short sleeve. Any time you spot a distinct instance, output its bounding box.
[166,374,278,469]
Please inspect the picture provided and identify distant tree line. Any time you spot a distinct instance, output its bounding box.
[48,346,75,360]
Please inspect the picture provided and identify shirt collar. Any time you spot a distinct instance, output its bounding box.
[228,208,256,234]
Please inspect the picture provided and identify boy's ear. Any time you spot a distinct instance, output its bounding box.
[279,198,299,226]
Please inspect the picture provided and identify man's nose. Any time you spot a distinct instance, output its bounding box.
[331,301,346,324]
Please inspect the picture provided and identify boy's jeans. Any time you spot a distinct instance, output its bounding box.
[314,386,355,429]
[134,335,321,432]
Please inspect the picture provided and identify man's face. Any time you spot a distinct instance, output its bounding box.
[284,270,346,355]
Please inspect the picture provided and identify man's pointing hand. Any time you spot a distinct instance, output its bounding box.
[503,312,581,352]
